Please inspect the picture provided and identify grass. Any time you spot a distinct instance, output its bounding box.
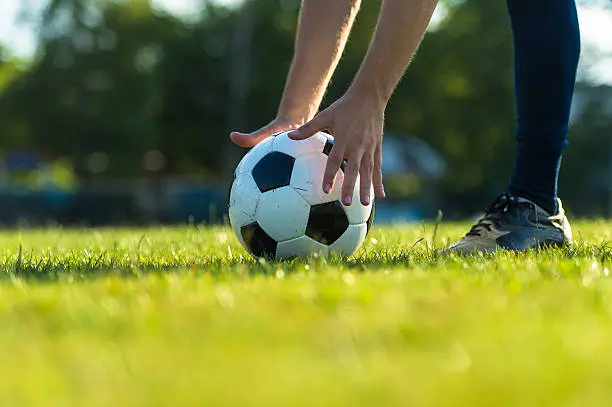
[1,221,612,406]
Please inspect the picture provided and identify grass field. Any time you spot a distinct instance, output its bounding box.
[1,221,612,406]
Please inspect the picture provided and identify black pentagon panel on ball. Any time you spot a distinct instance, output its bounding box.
[321,139,346,173]
[306,201,349,245]
[241,223,278,258]
[252,152,295,193]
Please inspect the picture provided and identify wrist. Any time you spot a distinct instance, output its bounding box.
[345,83,388,111]
[277,102,318,125]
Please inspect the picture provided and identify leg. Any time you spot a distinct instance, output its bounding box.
[506,0,580,214]
[441,0,579,254]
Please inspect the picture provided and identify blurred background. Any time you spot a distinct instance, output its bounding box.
[0,0,610,226]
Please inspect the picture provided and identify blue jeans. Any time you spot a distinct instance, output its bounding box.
[506,0,580,213]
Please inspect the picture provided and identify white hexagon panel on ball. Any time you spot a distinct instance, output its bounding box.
[273,131,331,158]
[256,186,311,242]
[329,223,368,257]
[275,235,329,260]
[228,174,261,248]
[291,153,344,206]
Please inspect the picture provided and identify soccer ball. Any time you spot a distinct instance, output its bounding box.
[229,131,374,260]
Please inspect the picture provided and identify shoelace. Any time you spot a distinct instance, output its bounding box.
[465,193,528,237]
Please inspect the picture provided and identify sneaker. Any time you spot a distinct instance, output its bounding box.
[440,193,573,254]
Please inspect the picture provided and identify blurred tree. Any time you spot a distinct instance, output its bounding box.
[0,0,185,177]
[384,0,516,215]
[0,47,31,150]
[158,1,242,176]
[0,47,22,94]
[561,84,612,216]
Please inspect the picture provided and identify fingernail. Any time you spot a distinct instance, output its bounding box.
[288,130,299,138]
[323,183,332,193]
[343,195,352,206]
[361,194,370,205]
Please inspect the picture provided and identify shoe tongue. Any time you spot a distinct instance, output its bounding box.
[515,196,552,216]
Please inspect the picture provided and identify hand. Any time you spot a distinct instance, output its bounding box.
[230,117,304,148]
[288,92,386,206]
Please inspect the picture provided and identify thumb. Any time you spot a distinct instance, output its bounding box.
[230,123,281,148]
[288,113,329,141]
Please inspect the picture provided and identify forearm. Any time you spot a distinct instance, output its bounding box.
[349,0,438,106]
[278,0,361,123]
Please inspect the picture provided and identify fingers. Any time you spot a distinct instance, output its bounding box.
[322,145,345,196]
[322,141,379,207]
[230,123,281,148]
[359,154,374,206]
[373,144,385,198]
[288,112,329,141]
[341,151,362,207]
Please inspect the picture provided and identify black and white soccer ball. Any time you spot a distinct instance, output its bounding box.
[229,131,374,260]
